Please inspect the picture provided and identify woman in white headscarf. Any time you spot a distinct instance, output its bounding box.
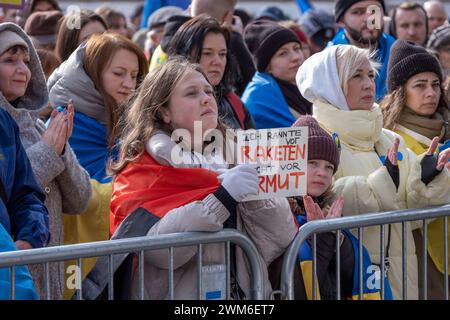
[296,44,450,300]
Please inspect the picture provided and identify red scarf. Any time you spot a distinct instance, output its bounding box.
[110,152,221,236]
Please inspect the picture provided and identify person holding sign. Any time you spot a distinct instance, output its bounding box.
[290,115,391,300]
[104,57,297,300]
[296,44,450,300]
[381,40,450,299]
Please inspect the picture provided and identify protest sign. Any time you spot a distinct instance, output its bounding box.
[237,127,308,201]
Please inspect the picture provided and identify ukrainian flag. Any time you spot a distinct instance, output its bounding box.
[296,215,393,300]
[63,113,115,299]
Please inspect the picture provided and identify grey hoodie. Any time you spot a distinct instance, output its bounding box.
[0,23,92,300]
[47,42,107,125]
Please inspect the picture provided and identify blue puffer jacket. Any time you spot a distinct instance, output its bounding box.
[329,29,396,102]
[241,72,296,129]
[0,109,49,248]
[0,223,39,300]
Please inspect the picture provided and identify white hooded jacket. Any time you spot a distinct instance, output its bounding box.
[296,45,450,299]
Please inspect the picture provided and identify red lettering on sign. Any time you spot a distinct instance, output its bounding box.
[259,172,306,193]
[242,144,307,162]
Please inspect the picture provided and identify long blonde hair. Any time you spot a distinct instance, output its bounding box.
[335,45,380,96]
[110,57,226,175]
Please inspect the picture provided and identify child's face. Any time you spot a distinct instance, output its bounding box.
[307,159,334,197]
[163,70,218,136]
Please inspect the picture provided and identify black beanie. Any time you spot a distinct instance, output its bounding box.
[335,0,386,22]
[387,40,443,93]
[244,20,300,72]
[160,15,191,52]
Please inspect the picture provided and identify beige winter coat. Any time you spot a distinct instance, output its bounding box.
[313,101,450,300]
[129,136,298,300]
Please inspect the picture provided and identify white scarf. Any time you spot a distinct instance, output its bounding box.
[146,131,229,173]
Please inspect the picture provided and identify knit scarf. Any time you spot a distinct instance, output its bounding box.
[398,108,447,141]
[274,77,312,115]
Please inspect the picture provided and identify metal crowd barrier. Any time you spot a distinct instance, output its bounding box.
[0,229,265,300]
[280,205,450,300]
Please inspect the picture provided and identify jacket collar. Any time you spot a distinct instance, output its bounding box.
[313,100,383,151]
[47,42,107,125]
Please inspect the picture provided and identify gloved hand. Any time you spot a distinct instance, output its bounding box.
[217,165,259,202]
[384,138,400,190]
[421,137,450,185]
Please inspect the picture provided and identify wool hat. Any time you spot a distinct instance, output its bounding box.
[299,8,335,38]
[147,6,183,30]
[300,9,336,50]
[160,15,191,52]
[292,115,340,173]
[334,0,386,22]
[427,24,450,51]
[0,30,29,56]
[24,10,63,47]
[244,20,300,72]
[387,40,443,93]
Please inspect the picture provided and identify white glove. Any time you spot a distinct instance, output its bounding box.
[217,165,259,202]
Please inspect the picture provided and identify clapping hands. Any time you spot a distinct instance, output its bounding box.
[303,195,344,221]
[41,100,74,155]
[426,137,450,171]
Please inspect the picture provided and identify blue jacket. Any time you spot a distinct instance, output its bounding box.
[0,109,49,248]
[0,223,39,300]
[68,113,116,183]
[141,0,190,29]
[329,29,396,102]
[241,72,296,129]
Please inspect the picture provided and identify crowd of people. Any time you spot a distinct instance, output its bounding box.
[0,0,450,300]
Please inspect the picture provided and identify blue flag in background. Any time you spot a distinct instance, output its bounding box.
[141,0,190,29]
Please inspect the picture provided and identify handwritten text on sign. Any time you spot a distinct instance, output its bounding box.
[237,127,308,200]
